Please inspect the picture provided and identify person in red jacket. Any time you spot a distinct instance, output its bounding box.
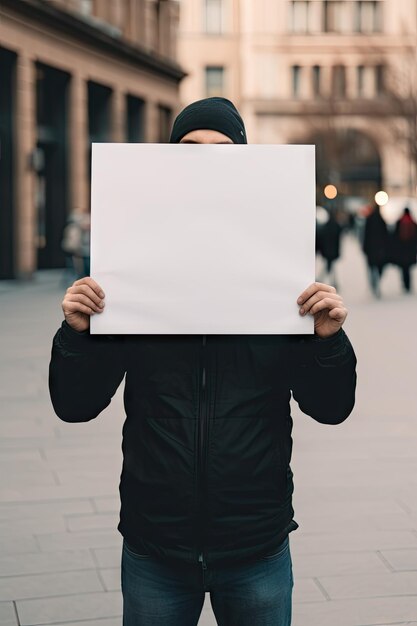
[49,98,356,626]
[393,207,417,293]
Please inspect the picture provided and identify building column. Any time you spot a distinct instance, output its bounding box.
[113,88,126,142]
[15,54,36,279]
[309,0,322,33]
[70,72,88,213]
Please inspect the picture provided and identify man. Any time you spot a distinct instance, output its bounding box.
[49,97,357,626]
[393,207,417,293]
[362,202,389,298]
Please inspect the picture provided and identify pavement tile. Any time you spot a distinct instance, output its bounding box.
[0,536,39,556]
[43,448,119,461]
[292,550,388,578]
[0,500,94,521]
[295,499,407,519]
[0,459,50,474]
[369,623,417,626]
[92,547,121,569]
[36,531,121,552]
[318,571,417,600]
[292,596,417,626]
[52,617,120,626]
[55,469,118,487]
[380,549,417,572]
[43,456,121,472]
[0,569,103,601]
[0,601,18,626]
[0,420,57,438]
[292,482,414,505]
[15,591,122,625]
[0,450,43,462]
[0,517,66,537]
[93,497,120,513]
[0,549,95,576]
[99,568,120,592]
[293,578,327,603]
[0,472,57,489]
[0,483,118,503]
[291,530,417,555]
[0,364,43,400]
[296,512,416,533]
[66,513,119,533]
[398,495,417,516]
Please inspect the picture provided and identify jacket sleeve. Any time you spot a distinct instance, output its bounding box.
[48,319,127,423]
[289,328,357,424]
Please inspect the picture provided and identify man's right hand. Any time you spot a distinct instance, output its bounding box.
[62,277,105,332]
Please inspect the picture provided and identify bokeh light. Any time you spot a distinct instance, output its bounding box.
[374,190,389,206]
[324,184,338,199]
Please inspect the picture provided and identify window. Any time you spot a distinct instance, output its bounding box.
[354,1,382,33]
[158,105,172,143]
[126,95,145,142]
[357,65,365,97]
[292,65,302,98]
[290,1,310,33]
[205,66,224,97]
[332,65,346,98]
[204,0,223,34]
[375,64,384,95]
[312,65,321,97]
[323,1,346,33]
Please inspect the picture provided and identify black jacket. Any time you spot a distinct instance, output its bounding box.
[49,320,357,567]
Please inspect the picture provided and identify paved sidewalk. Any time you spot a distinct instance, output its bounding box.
[1,235,416,625]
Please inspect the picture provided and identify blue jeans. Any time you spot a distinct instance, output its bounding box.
[121,536,293,625]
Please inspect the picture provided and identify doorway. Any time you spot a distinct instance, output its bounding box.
[35,63,70,269]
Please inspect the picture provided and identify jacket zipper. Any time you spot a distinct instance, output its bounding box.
[197,334,208,571]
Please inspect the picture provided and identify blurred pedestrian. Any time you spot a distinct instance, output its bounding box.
[362,203,389,298]
[393,207,417,293]
[60,211,82,287]
[317,210,342,289]
[315,205,328,258]
[77,213,91,278]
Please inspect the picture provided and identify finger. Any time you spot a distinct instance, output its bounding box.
[299,282,337,303]
[68,284,104,308]
[297,282,336,305]
[74,277,105,298]
[65,294,104,313]
[64,300,97,316]
[300,291,343,315]
[329,307,348,322]
[307,297,344,316]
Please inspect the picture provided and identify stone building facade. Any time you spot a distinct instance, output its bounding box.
[0,0,184,279]
[178,0,417,210]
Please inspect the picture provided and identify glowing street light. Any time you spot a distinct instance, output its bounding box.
[324,184,338,199]
[375,190,389,206]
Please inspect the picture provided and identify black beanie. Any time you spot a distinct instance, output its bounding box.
[169,97,247,144]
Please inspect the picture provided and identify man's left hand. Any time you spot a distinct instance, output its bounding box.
[297,282,348,339]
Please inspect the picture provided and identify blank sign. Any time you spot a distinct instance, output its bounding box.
[90,143,315,334]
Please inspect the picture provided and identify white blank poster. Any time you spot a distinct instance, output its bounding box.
[90,143,315,335]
